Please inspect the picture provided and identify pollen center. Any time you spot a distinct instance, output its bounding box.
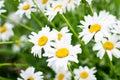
[80,71,89,79]
[54,5,62,11]
[0,25,7,33]
[68,0,71,3]
[89,24,101,33]
[58,33,62,40]
[38,36,48,46]
[103,41,114,50]
[56,48,69,58]
[22,4,30,10]
[27,76,34,80]
[42,0,48,4]
[58,73,64,80]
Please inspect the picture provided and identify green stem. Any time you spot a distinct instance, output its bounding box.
[67,64,75,80]
[32,0,56,29]
[31,13,43,27]
[61,14,89,55]
[0,14,35,32]
[0,41,15,44]
[88,3,94,16]
[0,63,28,67]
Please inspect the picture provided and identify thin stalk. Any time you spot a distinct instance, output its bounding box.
[32,0,56,29]
[88,3,94,16]
[61,14,89,55]
[31,13,43,27]
[0,63,28,67]
[0,41,15,44]
[0,14,35,32]
[67,64,75,80]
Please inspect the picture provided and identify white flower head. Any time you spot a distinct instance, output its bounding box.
[17,66,43,80]
[52,27,72,44]
[44,40,82,71]
[0,22,14,41]
[0,0,6,14]
[54,69,71,80]
[65,0,81,11]
[12,35,28,52]
[74,66,97,80]
[35,0,53,11]
[93,34,120,61]
[16,1,36,19]
[79,10,116,44]
[44,0,66,21]
[28,26,55,58]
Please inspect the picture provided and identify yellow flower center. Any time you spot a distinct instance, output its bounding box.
[56,48,69,58]
[80,71,89,79]
[58,73,64,80]
[89,24,101,33]
[27,77,34,80]
[22,4,30,10]
[16,42,21,46]
[54,5,62,11]
[42,0,48,4]
[58,33,62,40]
[68,0,71,3]
[103,41,114,50]
[0,25,7,33]
[38,36,48,46]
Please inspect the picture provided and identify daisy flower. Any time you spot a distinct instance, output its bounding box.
[35,0,53,11]
[16,1,36,19]
[74,66,97,80]
[44,40,81,71]
[79,10,116,44]
[0,0,6,14]
[28,26,55,58]
[52,27,72,44]
[93,34,120,61]
[65,0,81,11]
[54,69,71,80]
[12,35,28,52]
[0,22,14,41]
[44,0,66,21]
[17,66,43,80]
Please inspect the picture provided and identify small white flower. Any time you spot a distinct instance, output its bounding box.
[52,27,72,44]
[65,0,81,11]
[74,66,97,80]
[44,0,66,21]
[12,35,28,52]
[0,0,6,14]
[54,69,71,80]
[17,66,43,80]
[16,1,36,19]
[79,10,116,44]
[35,0,53,10]
[28,26,55,58]
[44,40,81,71]
[0,22,14,41]
[93,34,120,61]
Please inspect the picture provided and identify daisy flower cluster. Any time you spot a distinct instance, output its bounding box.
[1,0,120,80]
[79,10,120,61]
[28,26,81,71]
